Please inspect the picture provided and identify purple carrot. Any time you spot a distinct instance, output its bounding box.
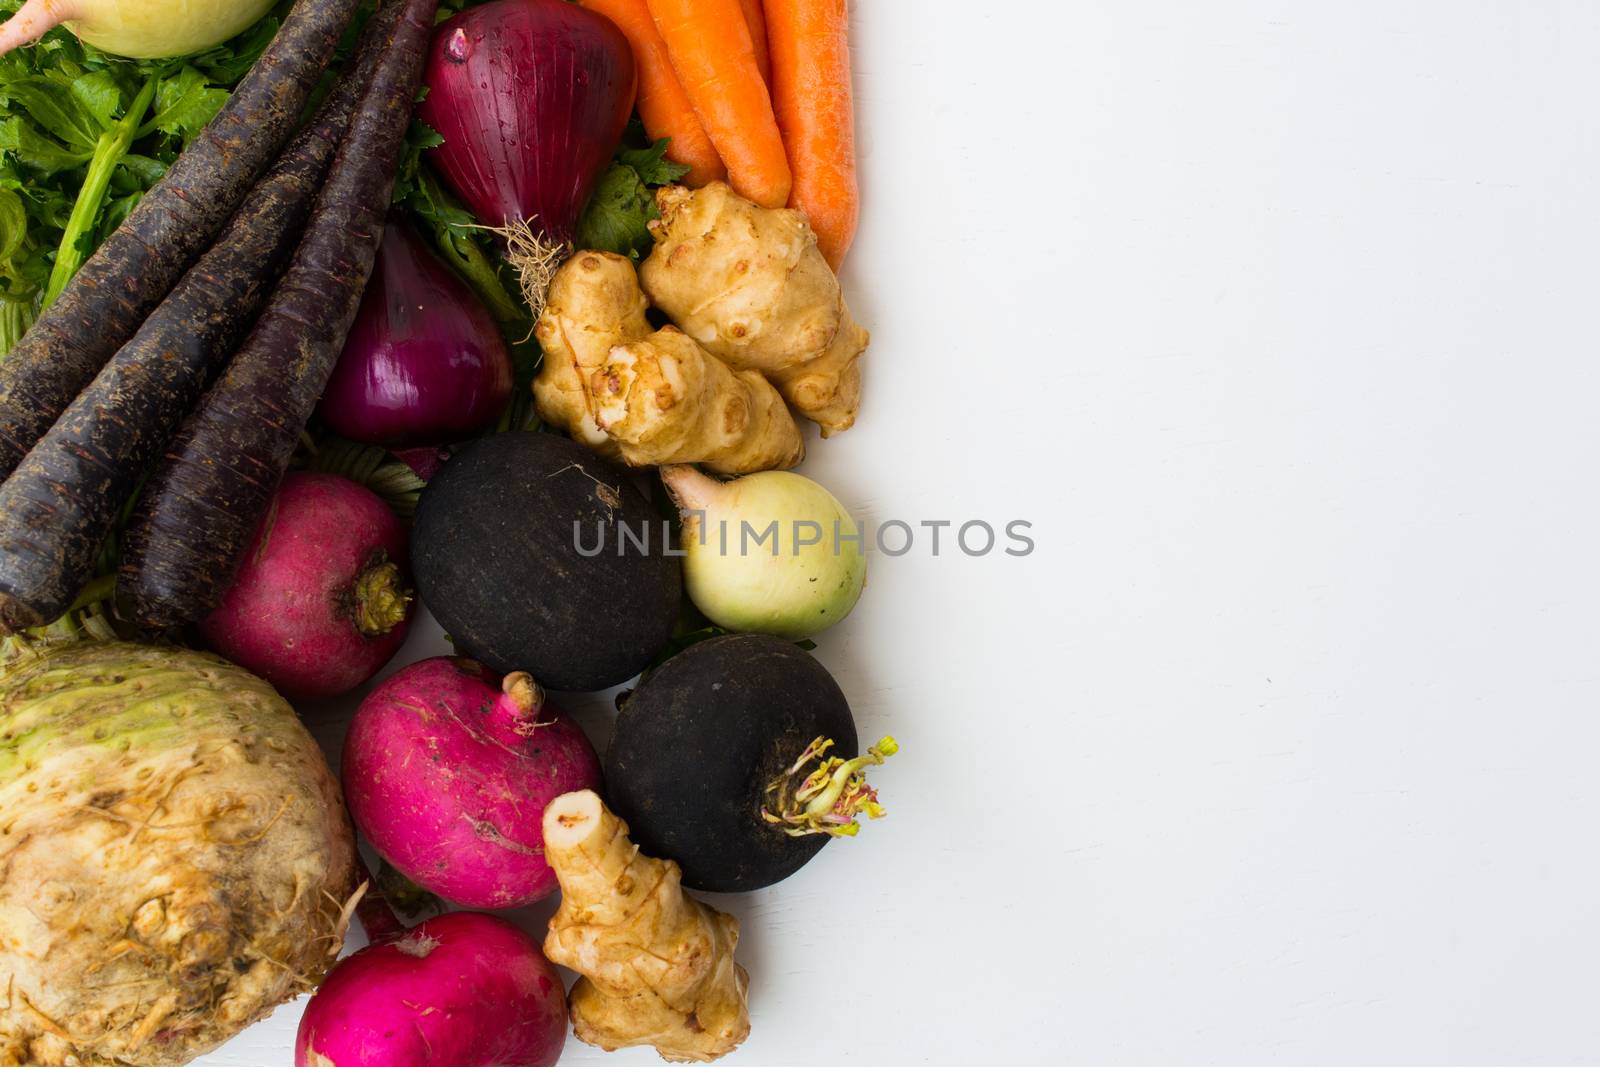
[119,0,440,631]
[0,1,406,632]
[0,0,364,480]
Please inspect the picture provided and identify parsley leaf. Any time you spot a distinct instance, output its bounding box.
[618,138,691,188]
[0,0,268,355]
[576,136,692,259]
[147,66,229,140]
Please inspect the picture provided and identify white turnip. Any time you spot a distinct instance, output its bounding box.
[663,465,866,640]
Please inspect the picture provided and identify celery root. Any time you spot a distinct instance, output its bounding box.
[0,641,357,1067]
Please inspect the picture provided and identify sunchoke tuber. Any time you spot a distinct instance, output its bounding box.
[592,326,805,475]
[542,790,750,1064]
[532,251,652,459]
[641,182,869,435]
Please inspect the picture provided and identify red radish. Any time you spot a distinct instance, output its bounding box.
[320,220,513,447]
[296,911,567,1067]
[419,0,636,312]
[200,473,413,702]
[343,657,602,908]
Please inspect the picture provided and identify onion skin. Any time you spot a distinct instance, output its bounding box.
[320,221,513,447]
[419,0,637,243]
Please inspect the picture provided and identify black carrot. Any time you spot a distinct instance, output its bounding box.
[120,0,440,632]
[0,3,408,633]
[0,0,363,481]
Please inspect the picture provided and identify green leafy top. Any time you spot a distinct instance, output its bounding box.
[0,0,272,352]
[577,138,691,260]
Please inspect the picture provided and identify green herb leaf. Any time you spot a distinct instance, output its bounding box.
[575,137,689,260]
[68,70,123,129]
[0,115,92,174]
[147,67,228,141]
[0,1,270,354]
[0,187,26,264]
[116,153,166,187]
[575,162,658,259]
[617,139,691,188]
[0,77,103,150]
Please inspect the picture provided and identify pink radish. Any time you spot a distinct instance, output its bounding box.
[200,472,413,702]
[296,910,567,1067]
[343,657,602,909]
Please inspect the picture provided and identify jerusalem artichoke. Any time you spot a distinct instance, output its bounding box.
[542,790,750,1063]
[532,251,652,458]
[641,182,868,435]
[592,326,805,474]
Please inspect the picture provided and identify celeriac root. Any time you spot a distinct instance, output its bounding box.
[0,643,357,1067]
[543,791,750,1063]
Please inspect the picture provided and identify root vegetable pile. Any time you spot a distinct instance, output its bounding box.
[0,0,893,1062]
[0,0,365,481]
[120,0,440,632]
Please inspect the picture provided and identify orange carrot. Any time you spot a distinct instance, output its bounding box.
[764,0,859,268]
[646,0,792,208]
[739,0,772,84]
[578,0,726,185]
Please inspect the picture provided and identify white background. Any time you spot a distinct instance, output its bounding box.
[214,1,1600,1064]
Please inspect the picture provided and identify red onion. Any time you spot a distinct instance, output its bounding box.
[321,220,513,447]
[419,0,636,308]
